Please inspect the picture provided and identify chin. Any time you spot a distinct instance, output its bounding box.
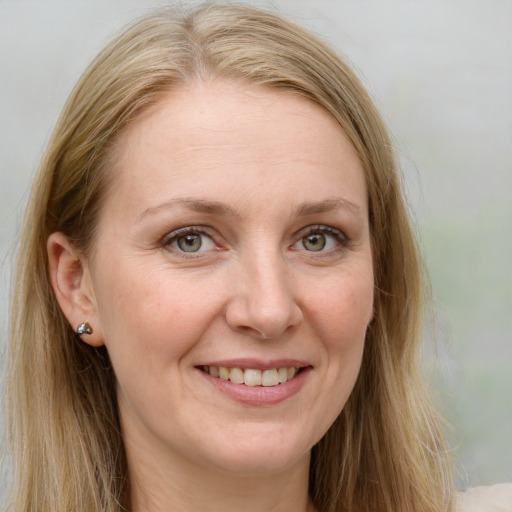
[191,424,315,476]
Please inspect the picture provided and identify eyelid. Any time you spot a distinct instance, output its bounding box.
[298,224,346,238]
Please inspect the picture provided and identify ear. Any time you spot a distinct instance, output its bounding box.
[47,232,104,347]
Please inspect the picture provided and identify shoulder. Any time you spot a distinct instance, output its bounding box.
[456,483,512,512]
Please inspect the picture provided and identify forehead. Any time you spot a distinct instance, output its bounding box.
[105,80,367,217]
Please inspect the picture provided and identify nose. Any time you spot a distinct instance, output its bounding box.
[225,255,303,340]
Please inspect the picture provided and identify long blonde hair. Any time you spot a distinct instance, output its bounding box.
[5,4,453,511]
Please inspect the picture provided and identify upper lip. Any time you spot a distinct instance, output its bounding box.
[196,358,311,370]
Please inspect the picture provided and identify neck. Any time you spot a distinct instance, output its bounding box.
[127,438,315,512]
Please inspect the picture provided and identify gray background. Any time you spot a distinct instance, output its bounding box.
[1,0,511,497]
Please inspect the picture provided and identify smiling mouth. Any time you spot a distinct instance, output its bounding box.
[200,366,302,387]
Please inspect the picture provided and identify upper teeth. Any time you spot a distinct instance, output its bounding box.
[203,366,298,387]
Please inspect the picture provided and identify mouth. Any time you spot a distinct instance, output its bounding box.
[197,361,311,406]
[200,365,302,387]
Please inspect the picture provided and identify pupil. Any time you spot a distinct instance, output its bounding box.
[304,233,326,251]
[178,234,201,252]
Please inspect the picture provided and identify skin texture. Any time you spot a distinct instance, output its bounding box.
[48,80,374,512]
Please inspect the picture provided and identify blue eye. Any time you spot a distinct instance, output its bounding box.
[163,228,216,254]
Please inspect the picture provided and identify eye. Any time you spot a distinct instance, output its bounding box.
[302,233,327,251]
[162,227,217,254]
[294,226,346,253]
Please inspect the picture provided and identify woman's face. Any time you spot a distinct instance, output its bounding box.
[86,80,374,475]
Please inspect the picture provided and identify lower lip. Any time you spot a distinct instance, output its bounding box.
[198,367,311,406]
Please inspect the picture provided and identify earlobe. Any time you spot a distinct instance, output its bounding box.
[47,232,104,347]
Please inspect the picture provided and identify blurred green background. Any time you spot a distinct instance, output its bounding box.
[1,0,510,495]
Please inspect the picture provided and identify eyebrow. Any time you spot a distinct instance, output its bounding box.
[136,196,363,223]
[294,198,363,218]
[136,198,240,223]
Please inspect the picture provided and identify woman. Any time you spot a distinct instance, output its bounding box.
[4,4,510,512]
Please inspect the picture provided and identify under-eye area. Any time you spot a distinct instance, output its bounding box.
[199,366,307,387]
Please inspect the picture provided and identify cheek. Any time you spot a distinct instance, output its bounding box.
[307,267,374,347]
[91,262,227,424]
[305,265,373,406]
[293,268,373,440]
[92,261,223,370]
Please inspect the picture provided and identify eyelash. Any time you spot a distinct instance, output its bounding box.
[159,224,349,257]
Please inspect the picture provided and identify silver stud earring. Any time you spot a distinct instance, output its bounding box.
[76,321,93,337]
